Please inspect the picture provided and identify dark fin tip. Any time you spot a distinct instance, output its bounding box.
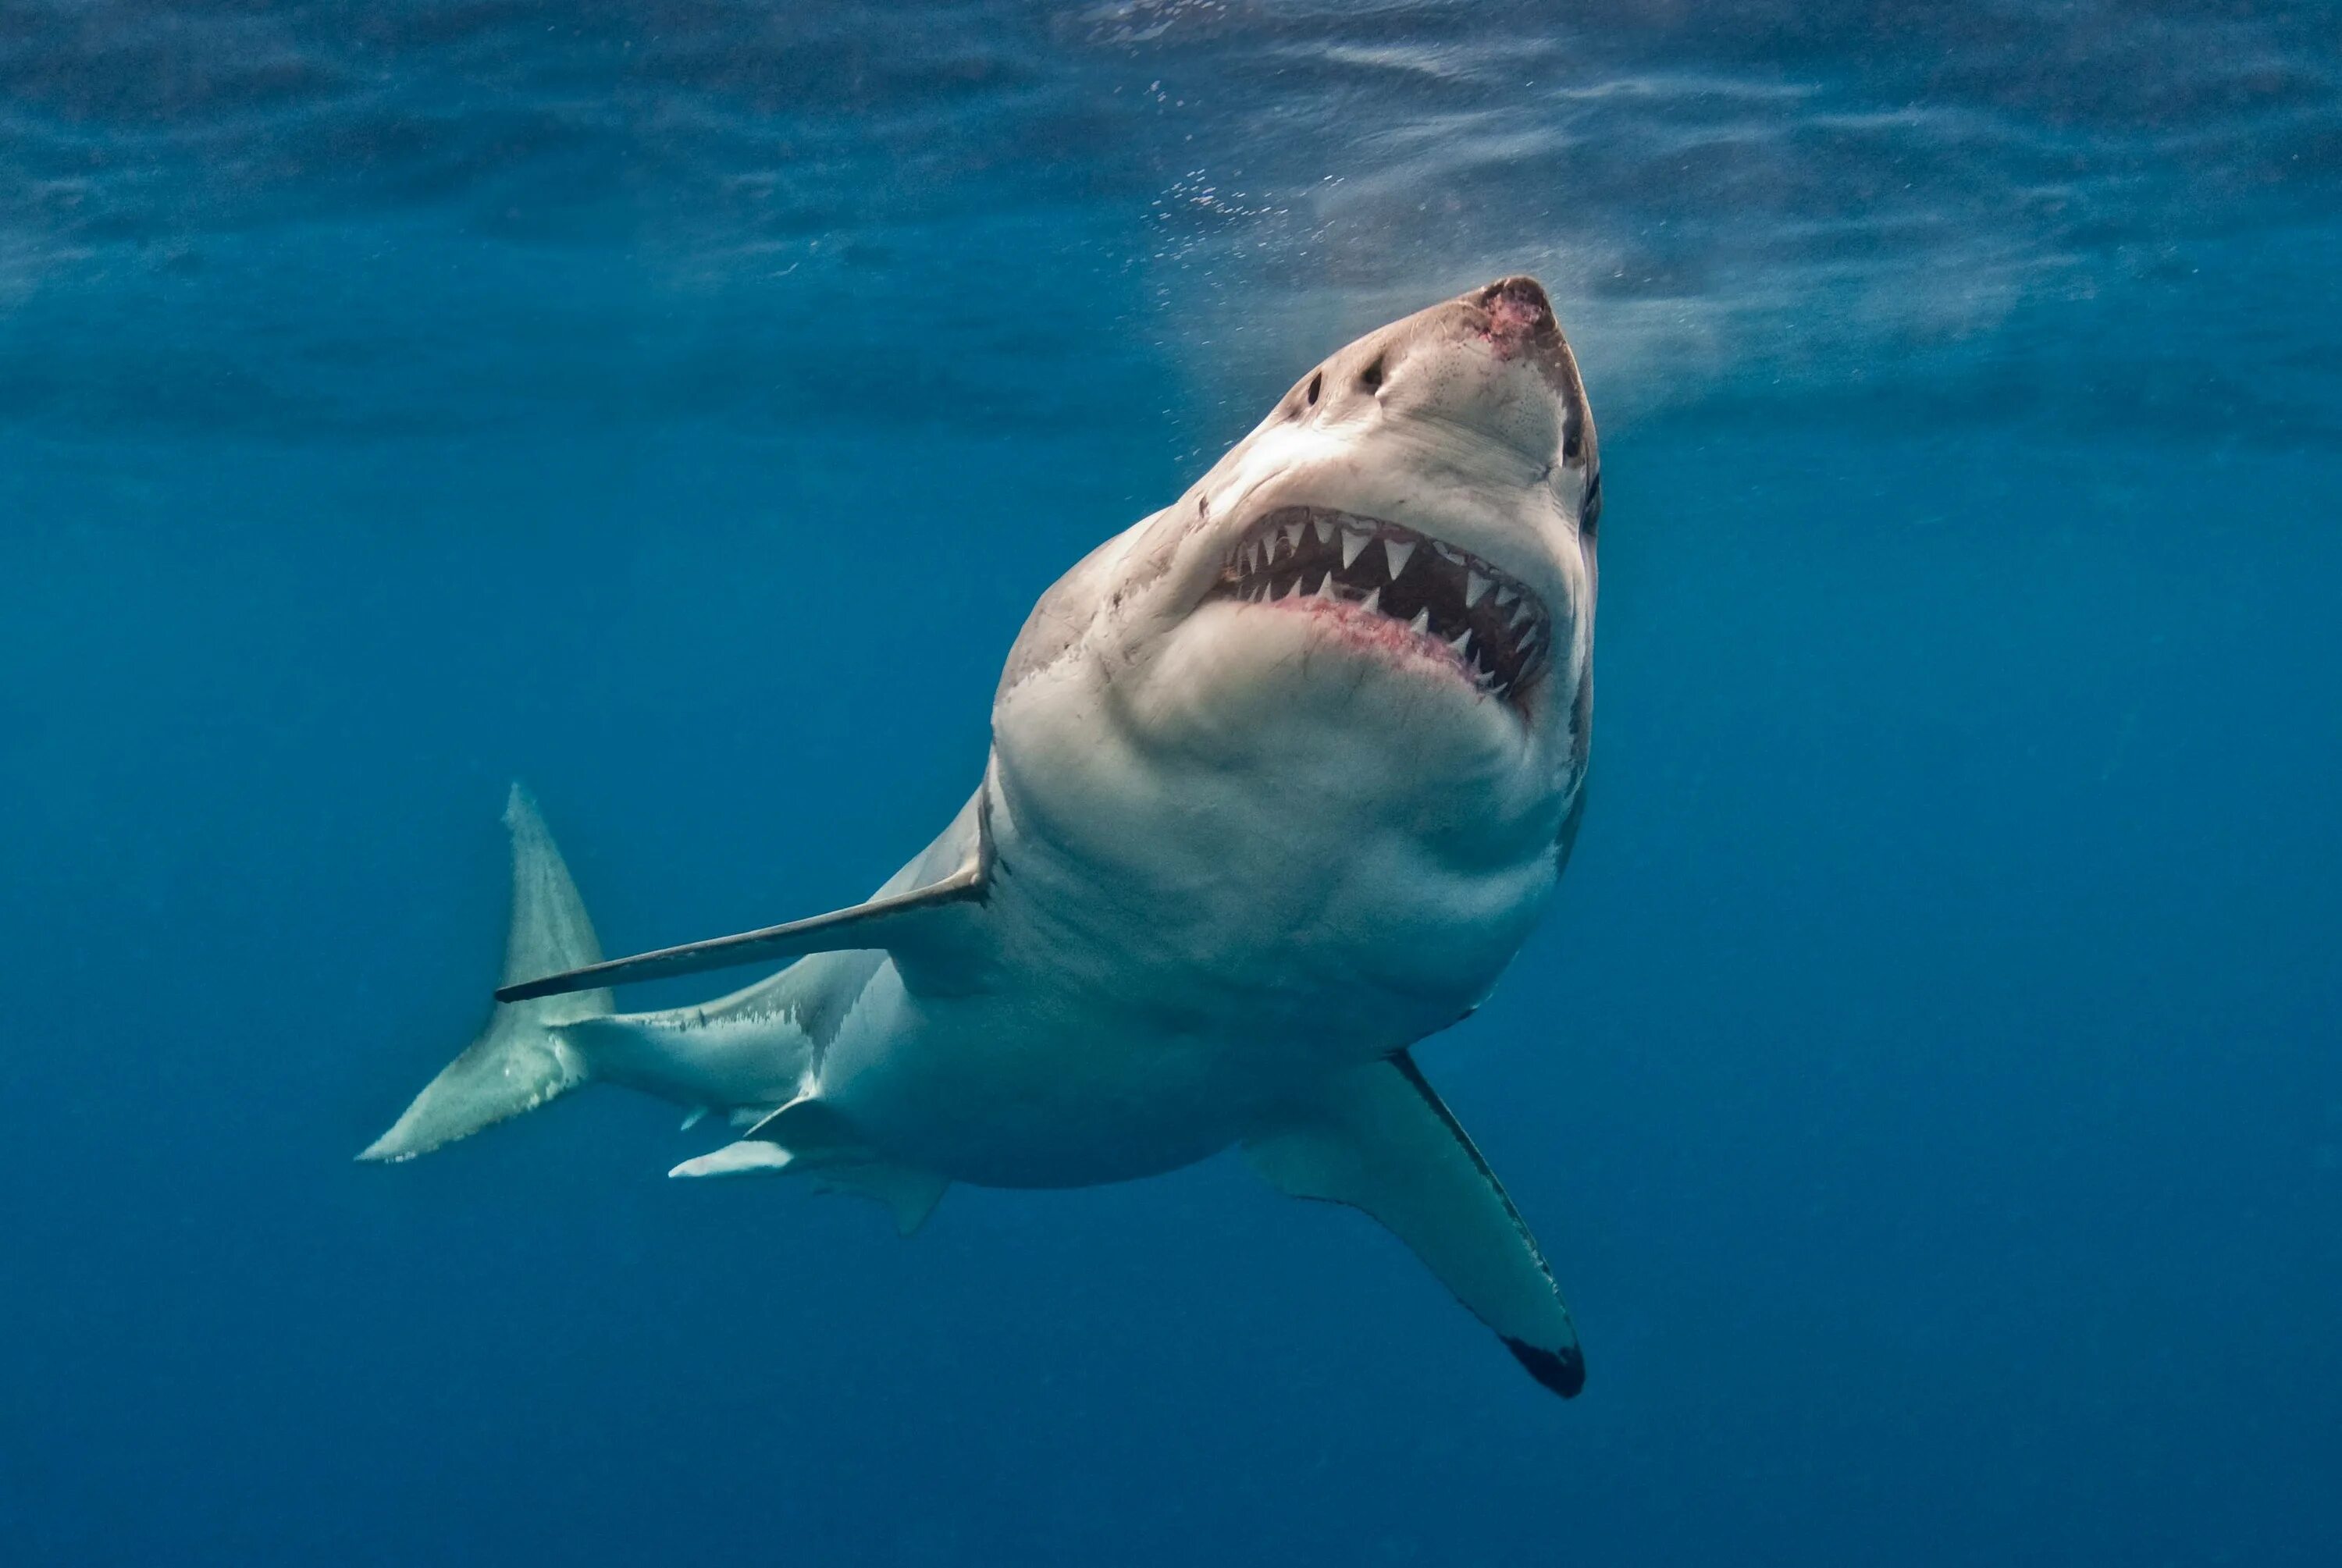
[1504,1337,1586,1399]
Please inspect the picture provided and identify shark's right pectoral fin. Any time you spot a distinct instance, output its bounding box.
[1243,1052,1584,1399]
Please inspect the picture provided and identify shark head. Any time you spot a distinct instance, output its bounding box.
[991,278,1600,1029]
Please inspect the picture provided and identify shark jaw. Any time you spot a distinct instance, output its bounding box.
[1201,506,1554,712]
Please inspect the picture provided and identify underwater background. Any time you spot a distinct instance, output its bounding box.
[4,2,2338,1563]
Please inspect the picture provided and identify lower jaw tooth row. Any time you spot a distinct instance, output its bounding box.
[1234,582,1526,685]
[1237,574,1381,610]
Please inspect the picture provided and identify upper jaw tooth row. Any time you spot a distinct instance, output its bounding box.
[1212,507,1550,699]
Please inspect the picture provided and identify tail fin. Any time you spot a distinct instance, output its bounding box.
[359,785,614,1163]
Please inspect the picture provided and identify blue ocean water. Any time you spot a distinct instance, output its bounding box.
[4,2,2338,1562]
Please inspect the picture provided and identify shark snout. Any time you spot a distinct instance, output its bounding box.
[1442,275,1598,495]
[1468,276,1560,354]
[1455,276,1579,405]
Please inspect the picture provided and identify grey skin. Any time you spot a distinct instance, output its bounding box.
[366,277,1604,1399]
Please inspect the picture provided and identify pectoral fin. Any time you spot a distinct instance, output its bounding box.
[495,788,993,1004]
[1243,1052,1584,1399]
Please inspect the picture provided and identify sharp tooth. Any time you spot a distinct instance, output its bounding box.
[1383,538,1416,578]
[1312,514,1333,544]
[1494,584,1519,609]
[1510,601,1534,631]
[1433,541,1464,564]
[1447,628,1472,655]
[1360,587,1382,614]
[1276,576,1297,601]
[1340,528,1369,569]
[1311,571,1333,599]
[1281,520,1305,553]
[1408,608,1430,636]
[1465,571,1491,607]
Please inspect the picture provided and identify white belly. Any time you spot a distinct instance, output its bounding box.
[811,958,1302,1187]
[811,835,1551,1189]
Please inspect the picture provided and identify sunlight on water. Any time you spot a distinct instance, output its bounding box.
[5,2,2337,439]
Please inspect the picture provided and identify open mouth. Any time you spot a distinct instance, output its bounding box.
[1202,506,1553,706]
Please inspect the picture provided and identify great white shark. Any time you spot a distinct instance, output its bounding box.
[365,276,1605,1399]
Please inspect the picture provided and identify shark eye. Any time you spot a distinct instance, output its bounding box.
[1305,372,1322,407]
[1358,357,1384,391]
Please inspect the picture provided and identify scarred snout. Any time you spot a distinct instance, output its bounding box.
[1445,276,1599,512]
[1471,276,1561,354]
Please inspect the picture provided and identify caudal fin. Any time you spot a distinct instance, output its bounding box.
[359,785,614,1162]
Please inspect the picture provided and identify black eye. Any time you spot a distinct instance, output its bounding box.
[1358,357,1384,391]
[1305,372,1322,407]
